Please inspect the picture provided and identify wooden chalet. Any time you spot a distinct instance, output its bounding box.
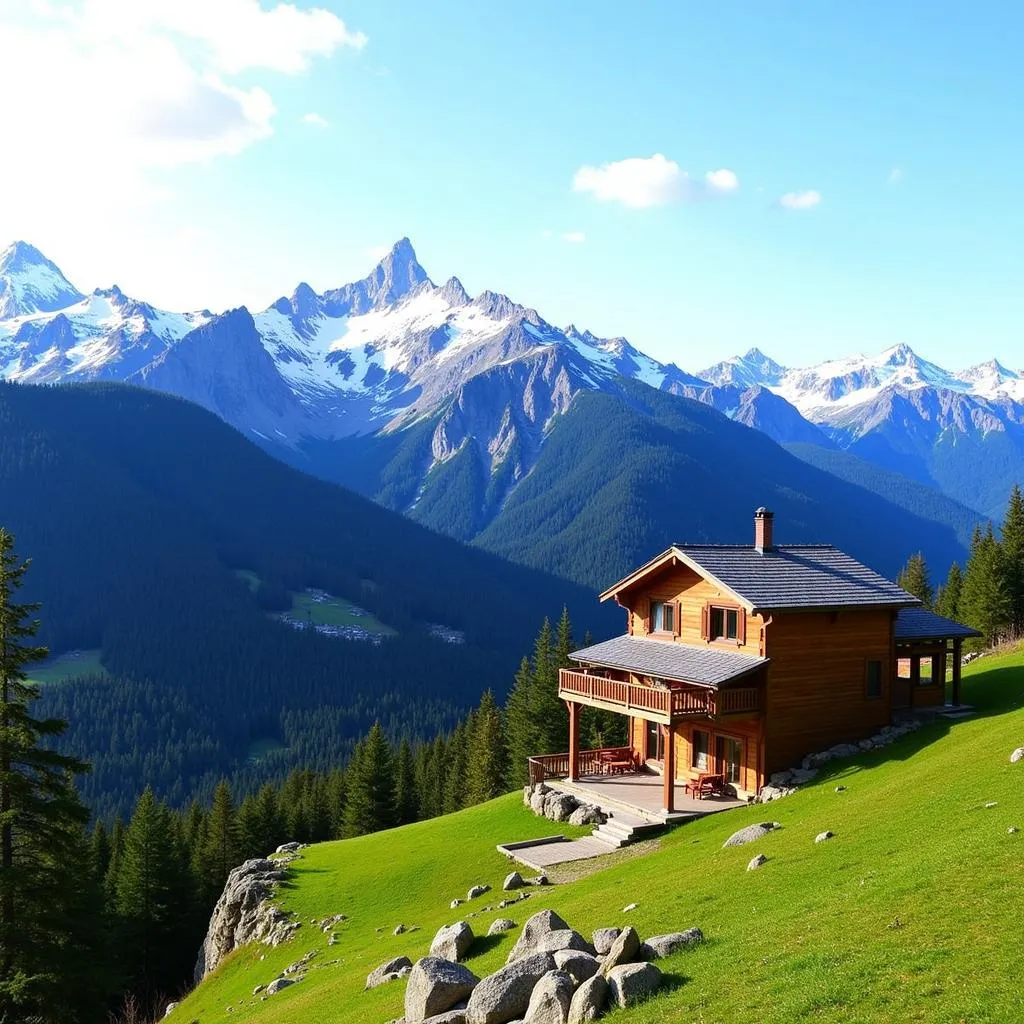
[532,508,980,814]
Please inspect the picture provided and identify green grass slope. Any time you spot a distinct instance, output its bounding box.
[172,652,1024,1024]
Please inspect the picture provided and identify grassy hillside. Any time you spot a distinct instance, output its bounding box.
[171,651,1024,1023]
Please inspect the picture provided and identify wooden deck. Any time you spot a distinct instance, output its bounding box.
[549,771,749,822]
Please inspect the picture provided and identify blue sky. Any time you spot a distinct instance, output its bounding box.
[2,1,1023,371]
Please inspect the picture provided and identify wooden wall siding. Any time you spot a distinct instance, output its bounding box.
[625,564,766,656]
[763,609,893,773]
[672,716,763,793]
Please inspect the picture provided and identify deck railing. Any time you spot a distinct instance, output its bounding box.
[559,669,760,719]
[527,746,635,785]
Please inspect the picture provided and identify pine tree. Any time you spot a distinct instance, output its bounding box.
[897,551,934,608]
[90,819,112,882]
[393,739,418,825]
[442,718,470,814]
[465,690,507,805]
[935,562,964,621]
[1001,484,1024,636]
[114,788,192,1000]
[0,528,100,1024]
[104,817,126,903]
[504,656,537,788]
[198,781,241,903]
[342,724,396,837]
[960,524,1011,646]
[532,616,569,756]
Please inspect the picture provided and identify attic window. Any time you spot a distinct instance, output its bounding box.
[650,600,675,634]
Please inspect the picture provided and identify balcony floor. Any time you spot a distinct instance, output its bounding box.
[549,770,750,823]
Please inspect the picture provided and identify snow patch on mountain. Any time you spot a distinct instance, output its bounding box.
[0,241,85,318]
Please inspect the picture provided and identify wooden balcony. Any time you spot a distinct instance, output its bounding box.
[559,668,759,723]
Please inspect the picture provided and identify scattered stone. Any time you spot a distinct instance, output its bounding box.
[320,914,347,932]
[553,950,600,985]
[543,792,579,823]
[275,842,302,854]
[638,929,704,959]
[985,802,998,809]
[465,951,556,1024]
[1009,827,1020,834]
[503,872,525,891]
[621,903,638,913]
[251,985,264,995]
[451,899,463,909]
[367,956,414,989]
[164,1004,178,1018]
[835,785,847,793]
[567,804,606,827]
[601,926,640,973]
[605,962,662,1008]
[524,969,573,1024]
[527,930,594,958]
[1011,747,1024,764]
[747,853,767,871]
[723,822,780,848]
[591,928,620,955]
[567,973,608,1024]
[431,922,474,962]
[405,957,480,1024]
[506,910,570,963]
[468,885,491,901]
[530,876,550,887]
[488,918,517,935]
[814,831,835,843]
[266,978,294,995]
[395,924,408,935]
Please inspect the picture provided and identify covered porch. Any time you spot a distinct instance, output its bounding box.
[892,608,982,710]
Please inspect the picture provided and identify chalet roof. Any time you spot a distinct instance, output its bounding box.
[569,634,767,688]
[894,606,982,641]
[601,544,920,613]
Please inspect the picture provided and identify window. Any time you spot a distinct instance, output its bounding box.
[709,606,739,641]
[866,659,883,699]
[650,600,675,634]
[691,729,709,771]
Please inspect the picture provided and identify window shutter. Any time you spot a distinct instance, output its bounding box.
[700,604,709,641]
[673,601,682,637]
[737,610,746,646]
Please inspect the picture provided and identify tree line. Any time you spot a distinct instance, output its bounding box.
[897,484,1024,647]
[0,526,608,1023]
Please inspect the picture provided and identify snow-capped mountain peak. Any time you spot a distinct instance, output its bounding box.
[0,241,85,318]
[699,347,787,388]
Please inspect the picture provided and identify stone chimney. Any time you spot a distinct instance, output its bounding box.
[754,507,775,553]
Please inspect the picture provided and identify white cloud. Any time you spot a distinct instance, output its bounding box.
[561,231,586,244]
[0,1,365,237]
[301,112,329,128]
[540,229,554,239]
[778,190,822,210]
[888,166,903,184]
[705,168,739,192]
[573,154,739,208]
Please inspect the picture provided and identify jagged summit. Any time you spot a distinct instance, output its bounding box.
[0,240,84,318]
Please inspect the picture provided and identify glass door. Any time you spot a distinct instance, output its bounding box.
[715,735,742,784]
[645,720,663,762]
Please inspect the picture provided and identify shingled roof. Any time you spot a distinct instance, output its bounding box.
[569,634,768,688]
[602,543,920,613]
[895,606,982,641]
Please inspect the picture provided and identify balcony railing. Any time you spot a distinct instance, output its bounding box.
[559,669,759,720]
[528,746,635,785]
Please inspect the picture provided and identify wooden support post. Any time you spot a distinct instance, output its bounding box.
[662,722,675,814]
[952,638,963,707]
[567,700,581,782]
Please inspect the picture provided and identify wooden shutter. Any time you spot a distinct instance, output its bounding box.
[737,610,746,646]
[700,603,709,641]
[673,600,682,637]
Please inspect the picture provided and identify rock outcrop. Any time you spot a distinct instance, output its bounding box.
[193,858,295,982]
